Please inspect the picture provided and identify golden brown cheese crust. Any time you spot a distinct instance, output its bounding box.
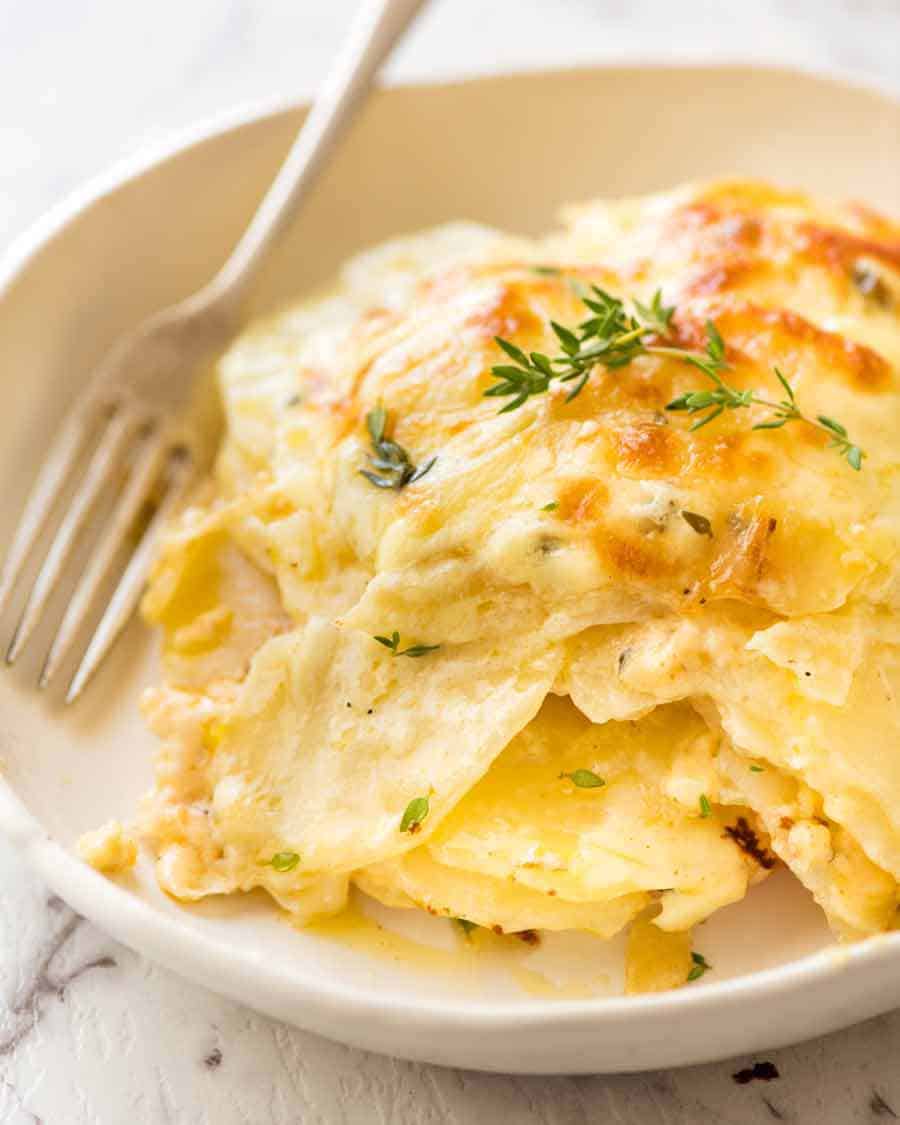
[193,182,900,649]
[321,249,900,628]
[566,179,900,283]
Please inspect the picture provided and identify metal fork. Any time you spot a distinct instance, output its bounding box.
[0,0,425,703]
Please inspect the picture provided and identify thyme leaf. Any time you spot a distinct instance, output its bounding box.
[633,289,676,336]
[397,643,442,658]
[400,795,430,833]
[560,769,606,789]
[266,851,300,872]
[687,951,712,982]
[699,794,712,818]
[681,510,713,537]
[360,405,437,489]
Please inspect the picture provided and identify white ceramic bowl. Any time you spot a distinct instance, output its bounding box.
[0,64,898,1075]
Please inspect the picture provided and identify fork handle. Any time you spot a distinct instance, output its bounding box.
[203,0,427,315]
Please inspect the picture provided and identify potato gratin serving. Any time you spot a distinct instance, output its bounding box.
[82,179,900,992]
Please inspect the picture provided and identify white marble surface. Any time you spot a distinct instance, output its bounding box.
[1,1,899,1121]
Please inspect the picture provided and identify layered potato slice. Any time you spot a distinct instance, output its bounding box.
[142,502,291,693]
[139,682,350,921]
[140,618,561,907]
[715,744,897,939]
[357,696,763,935]
[355,853,648,938]
[563,608,900,936]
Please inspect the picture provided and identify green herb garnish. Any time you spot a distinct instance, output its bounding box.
[400,795,430,834]
[541,501,559,512]
[667,359,865,470]
[687,951,712,982]
[360,405,437,490]
[560,769,606,789]
[267,851,300,872]
[749,765,765,773]
[487,286,864,469]
[487,286,651,409]
[454,917,478,936]
[374,631,441,658]
[699,794,712,818]
[681,510,713,537]
[633,288,677,336]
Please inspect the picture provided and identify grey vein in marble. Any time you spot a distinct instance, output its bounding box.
[1,900,115,1059]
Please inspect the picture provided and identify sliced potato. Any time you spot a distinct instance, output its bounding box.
[425,696,755,931]
[356,850,647,937]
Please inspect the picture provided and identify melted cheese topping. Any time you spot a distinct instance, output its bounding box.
[113,180,900,993]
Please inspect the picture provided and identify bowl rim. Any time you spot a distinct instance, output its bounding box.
[0,59,898,1051]
[4,777,897,1035]
[1,56,895,296]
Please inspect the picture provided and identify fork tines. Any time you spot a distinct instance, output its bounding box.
[0,399,192,702]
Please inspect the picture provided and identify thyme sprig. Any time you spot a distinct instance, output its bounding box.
[487,285,864,469]
[374,631,441,658]
[360,405,437,489]
[666,356,865,470]
[487,286,653,410]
